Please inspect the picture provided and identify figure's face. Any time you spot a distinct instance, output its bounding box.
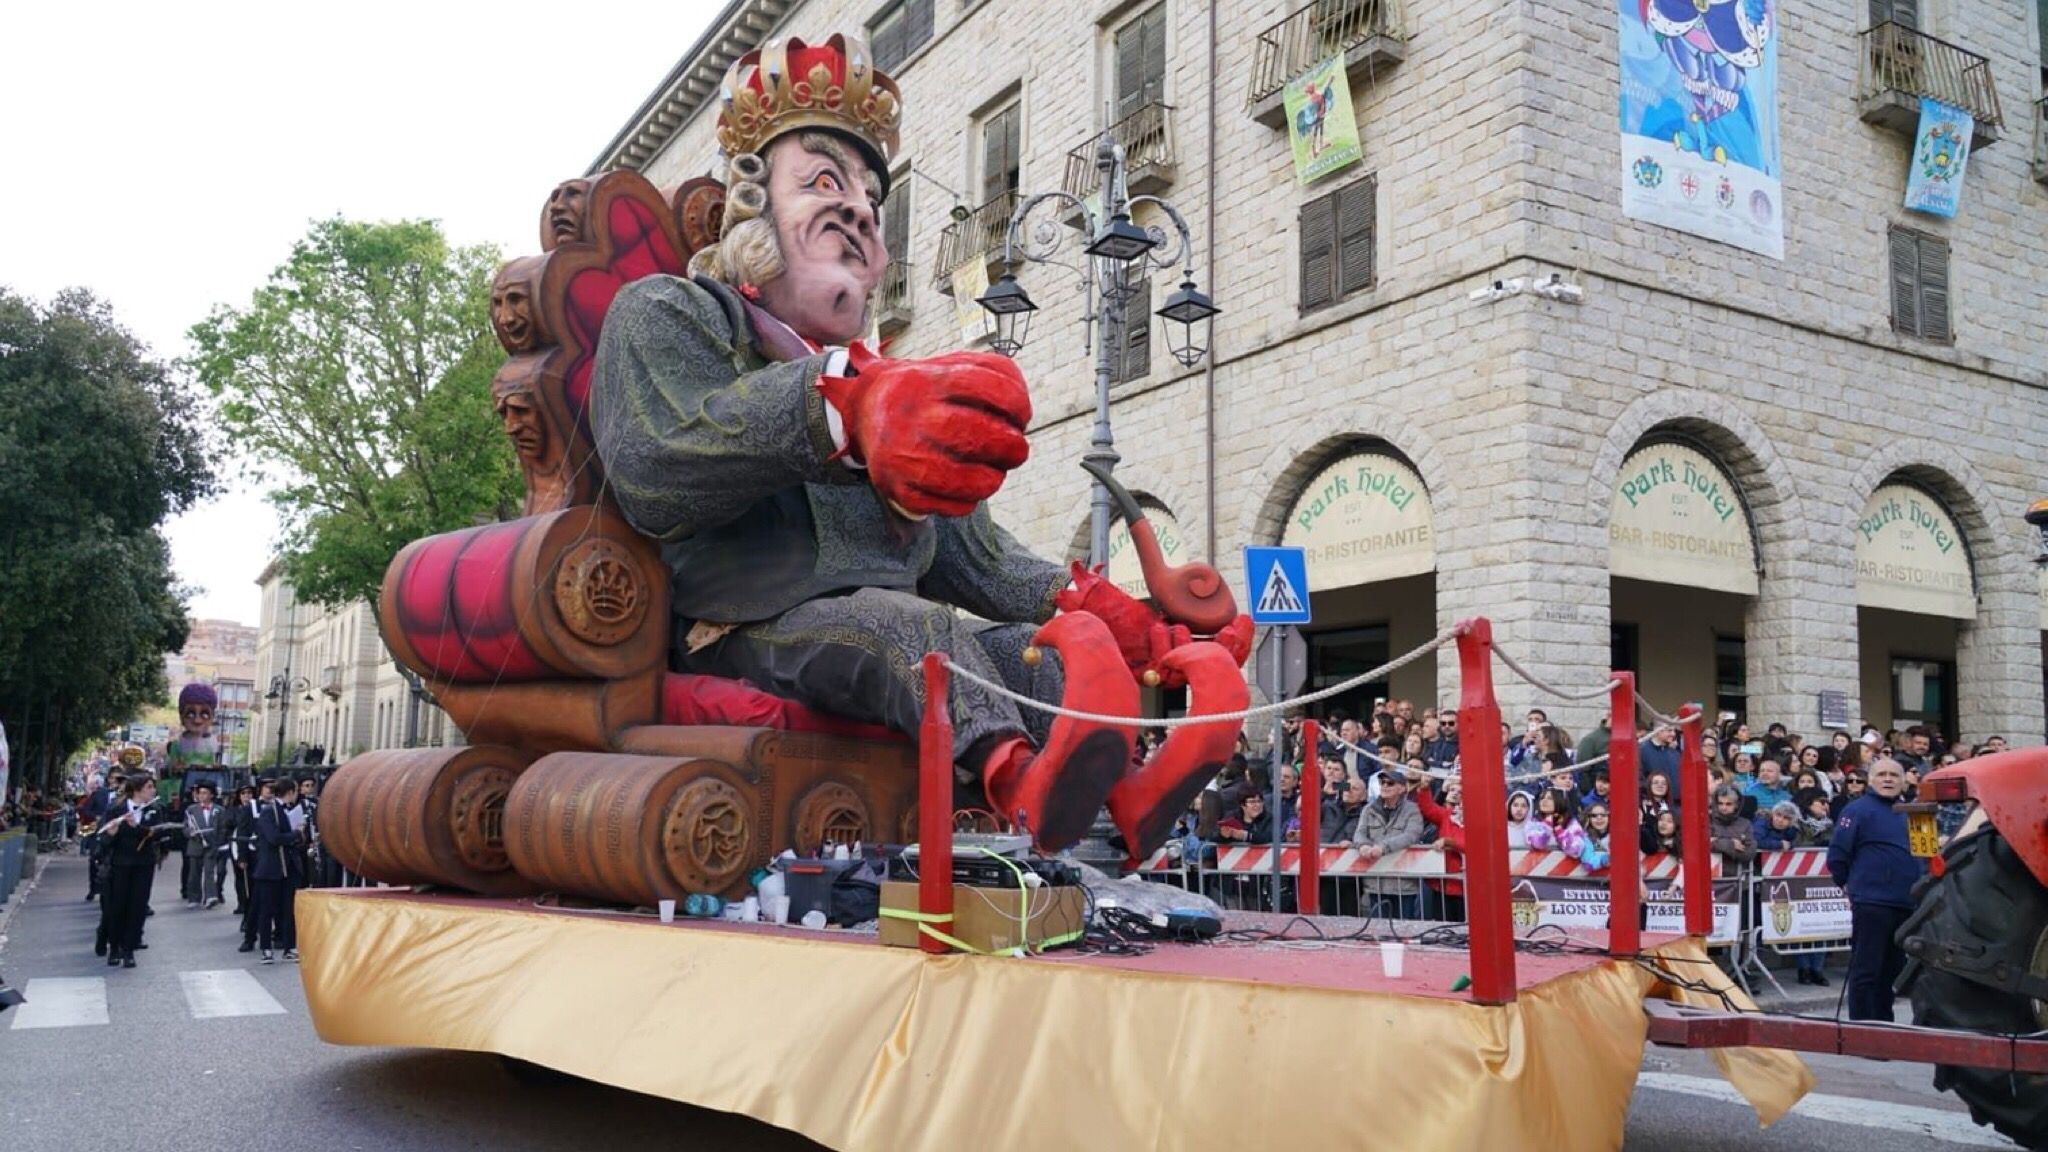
[1377,776,1406,807]
[1279,765,1298,794]
[1909,733,1930,755]
[495,389,547,460]
[757,134,885,344]
[1987,736,2008,753]
[1714,793,1738,817]
[1241,795,1264,819]
[1833,732,1850,750]
[545,179,590,248]
[1656,812,1676,836]
[1586,807,1610,835]
[490,271,536,352]
[1757,761,1780,786]
[1508,794,1530,821]
[180,703,213,734]
[1342,779,1366,805]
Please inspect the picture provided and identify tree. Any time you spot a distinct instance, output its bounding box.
[0,288,217,786]
[188,218,518,607]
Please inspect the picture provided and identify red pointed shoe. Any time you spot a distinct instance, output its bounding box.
[1106,642,1249,870]
[983,612,1138,853]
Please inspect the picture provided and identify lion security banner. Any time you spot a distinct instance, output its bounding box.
[1283,55,1363,185]
[1618,0,1783,259]
[1756,875,1851,943]
[1509,875,1740,946]
[1903,97,1972,218]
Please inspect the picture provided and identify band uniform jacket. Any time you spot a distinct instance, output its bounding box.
[100,804,162,868]
[589,274,1066,632]
[250,802,302,883]
[183,804,226,857]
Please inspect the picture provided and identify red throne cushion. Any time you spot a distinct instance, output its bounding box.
[660,673,902,742]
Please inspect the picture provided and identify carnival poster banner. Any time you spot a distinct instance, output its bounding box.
[1510,876,1740,945]
[1618,0,1783,260]
[1757,875,1851,943]
[1903,97,1972,218]
[1283,55,1363,185]
[950,259,993,345]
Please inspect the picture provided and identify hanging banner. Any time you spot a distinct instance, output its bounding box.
[1618,1,1782,259]
[1283,55,1363,185]
[1511,875,1740,946]
[1904,98,1972,218]
[1106,508,1188,601]
[950,260,993,345]
[1281,452,1434,590]
[1855,483,1975,620]
[1609,442,1758,597]
[1757,875,1851,944]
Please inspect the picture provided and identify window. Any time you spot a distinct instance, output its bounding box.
[1105,276,1152,383]
[979,100,1022,204]
[1114,4,1168,123]
[1713,635,1747,724]
[1868,0,1917,29]
[1298,173,1376,313]
[1888,224,1951,343]
[883,177,912,258]
[869,0,935,73]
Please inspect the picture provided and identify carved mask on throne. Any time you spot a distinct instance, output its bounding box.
[541,179,591,251]
[489,256,544,353]
[491,366,551,465]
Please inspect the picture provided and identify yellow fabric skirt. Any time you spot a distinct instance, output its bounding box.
[297,890,1807,1151]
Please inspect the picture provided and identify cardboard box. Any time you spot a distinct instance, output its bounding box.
[878,880,1086,954]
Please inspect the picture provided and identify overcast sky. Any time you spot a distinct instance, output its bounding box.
[3,1,724,626]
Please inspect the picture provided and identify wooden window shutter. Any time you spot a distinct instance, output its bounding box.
[1917,232,1951,343]
[884,182,911,258]
[1336,175,1376,296]
[1115,5,1167,122]
[982,104,1021,203]
[871,4,906,72]
[1299,192,1338,313]
[1870,0,1917,30]
[1888,225,1920,337]
[906,0,935,56]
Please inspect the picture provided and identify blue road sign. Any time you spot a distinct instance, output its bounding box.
[1244,546,1311,625]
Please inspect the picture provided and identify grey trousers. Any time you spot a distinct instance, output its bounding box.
[680,588,1063,769]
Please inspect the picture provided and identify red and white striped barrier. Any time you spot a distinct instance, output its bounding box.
[1140,845,1717,880]
[1753,849,1831,878]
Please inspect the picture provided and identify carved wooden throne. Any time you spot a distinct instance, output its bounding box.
[320,171,916,905]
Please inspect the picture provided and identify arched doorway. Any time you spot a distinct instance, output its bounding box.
[1607,437,1760,718]
[1855,480,1974,742]
[1277,446,1437,719]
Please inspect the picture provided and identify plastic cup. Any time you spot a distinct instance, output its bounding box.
[657,899,676,924]
[741,896,760,922]
[768,895,791,925]
[1379,941,1406,980]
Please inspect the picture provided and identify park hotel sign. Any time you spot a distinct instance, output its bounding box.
[1281,453,1435,589]
[1609,443,1758,596]
[1855,484,1974,620]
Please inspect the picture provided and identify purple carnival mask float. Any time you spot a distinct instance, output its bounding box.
[166,682,226,799]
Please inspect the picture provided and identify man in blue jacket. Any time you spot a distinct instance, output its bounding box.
[1826,759,1923,1021]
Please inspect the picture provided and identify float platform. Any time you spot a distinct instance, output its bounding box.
[297,887,1808,1152]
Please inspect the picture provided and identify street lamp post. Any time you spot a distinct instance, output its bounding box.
[977,131,1219,568]
[265,669,313,774]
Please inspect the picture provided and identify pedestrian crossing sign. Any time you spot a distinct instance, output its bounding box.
[1244,546,1311,624]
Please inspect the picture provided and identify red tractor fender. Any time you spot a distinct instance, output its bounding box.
[1925,748,2048,888]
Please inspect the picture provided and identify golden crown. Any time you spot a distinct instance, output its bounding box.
[717,34,902,195]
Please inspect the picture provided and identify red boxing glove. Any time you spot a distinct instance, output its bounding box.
[816,346,1032,518]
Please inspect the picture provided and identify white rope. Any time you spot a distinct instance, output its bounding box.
[1489,637,1622,703]
[941,625,1463,729]
[1323,731,1608,787]
[1634,695,1689,729]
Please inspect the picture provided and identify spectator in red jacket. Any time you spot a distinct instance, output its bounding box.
[1413,774,1466,920]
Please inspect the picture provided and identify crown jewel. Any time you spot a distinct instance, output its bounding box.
[717,34,901,196]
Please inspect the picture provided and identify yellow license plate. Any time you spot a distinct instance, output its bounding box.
[1906,809,1940,857]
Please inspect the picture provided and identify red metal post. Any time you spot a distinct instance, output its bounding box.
[918,653,954,954]
[1677,703,1712,938]
[1297,719,1320,915]
[1454,619,1515,1004]
[1607,672,1641,955]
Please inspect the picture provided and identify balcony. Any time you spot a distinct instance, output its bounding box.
[875,259,913,337]
[2034,97,2048,186]
[320,664,342,700]
[1062,102,1178,209]
[933,189,1020,296]
[1247,0,1406,129]
[1857,22,2002,150]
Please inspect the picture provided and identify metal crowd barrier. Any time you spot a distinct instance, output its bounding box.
[0,829,24,906]
[1136,844,1851,972]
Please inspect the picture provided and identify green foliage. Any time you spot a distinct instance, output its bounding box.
[0,288,217,781]
[188,218,518,608]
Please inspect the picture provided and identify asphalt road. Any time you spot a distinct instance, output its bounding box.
[0,852,2007,1152]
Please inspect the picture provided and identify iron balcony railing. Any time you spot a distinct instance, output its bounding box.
[1248,0,1404,110]
[1062,102,1176,201]
[2034,96,2048,184]
[319,665,342,698]
[933,189,1020,292]
[1859,22,2002,132]
[876,258,912,332]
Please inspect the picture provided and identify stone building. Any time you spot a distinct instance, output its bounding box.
[589,0,2048,743]
[252,560,459,768]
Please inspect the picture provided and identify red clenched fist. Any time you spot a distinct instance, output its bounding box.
[816,346,1032,518]
[1055,562,1254,688]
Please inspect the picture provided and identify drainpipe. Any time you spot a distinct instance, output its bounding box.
[1203,0,1219,560]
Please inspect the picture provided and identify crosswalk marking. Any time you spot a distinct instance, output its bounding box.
[9,977,110,1030]
[1635,1071,2003,1148]
[179,969,287,1020]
